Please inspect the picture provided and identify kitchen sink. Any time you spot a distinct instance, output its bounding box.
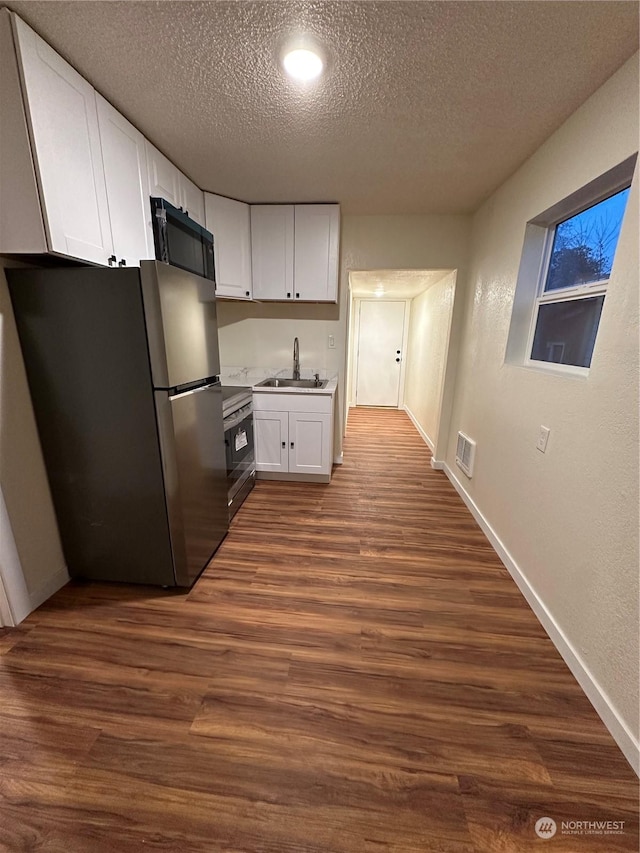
[255,377,327,389]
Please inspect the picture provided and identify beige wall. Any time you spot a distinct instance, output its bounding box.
[0,262,67,621]
[444,55,639,753]
[404,271,456,450]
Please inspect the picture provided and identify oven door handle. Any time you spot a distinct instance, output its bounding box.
[223,406,252,431]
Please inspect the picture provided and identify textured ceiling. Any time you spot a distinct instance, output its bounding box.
[6,1,639,214]
[350,269,451,299]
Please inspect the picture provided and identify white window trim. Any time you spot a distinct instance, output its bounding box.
[504,154,637,376]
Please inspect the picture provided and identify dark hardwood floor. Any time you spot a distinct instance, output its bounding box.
[0,407,637,852]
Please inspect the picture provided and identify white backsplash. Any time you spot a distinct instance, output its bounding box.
[220,366,335,387]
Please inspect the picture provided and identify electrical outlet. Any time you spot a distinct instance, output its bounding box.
[537,425,550,453]
[328,335,335,349]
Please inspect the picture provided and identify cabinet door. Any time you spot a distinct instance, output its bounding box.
[13,15,113,264]
[294,204,340,302]
[288,412,332,476]
[180,174,205,227]
[145,141,181,208]
[254,411,289,473]
[251,205,294,300]
[205,194,252,299]
[96,94,154,266]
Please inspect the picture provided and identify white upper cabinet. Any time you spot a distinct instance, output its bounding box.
[12,14,113,265]
[146,141,205,226]
[251,205,295,301]
[205,193,252,300]
[251,204,339,302]
[180,175,205,227]
[294,204,340,302]
[95,94,154,266]
[145,141,182,208]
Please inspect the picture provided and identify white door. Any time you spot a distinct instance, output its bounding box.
[205,194,252,299]
[254,411,289,473]
[289,412,332,476]
[294,204,340,302]
[14,15,113,264]
[251,205,294,300]
[96,94,154,266]
[355,300,406,407]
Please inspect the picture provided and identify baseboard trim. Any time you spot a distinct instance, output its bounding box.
[402,405,435,453]
[431,458,445,470]
[441,460,639,777]
[28,566,69,614]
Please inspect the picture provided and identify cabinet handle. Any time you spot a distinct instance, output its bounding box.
[108,255,117,266]
[245,291,250,297]
[286,292,291,299]
[282,441,286,448]
[118,259,127,267]
[295,293,300,299]
[290,441,294,449]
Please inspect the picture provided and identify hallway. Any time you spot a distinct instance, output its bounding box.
[0,408,637,851]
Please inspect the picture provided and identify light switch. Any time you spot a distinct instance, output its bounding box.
[537,425,550,453]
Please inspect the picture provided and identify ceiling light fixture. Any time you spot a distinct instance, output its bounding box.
[282,48,323,82]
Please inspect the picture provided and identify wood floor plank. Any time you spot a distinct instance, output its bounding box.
[0,406,636,851]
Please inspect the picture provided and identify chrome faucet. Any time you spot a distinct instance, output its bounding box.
[293,337,300,380]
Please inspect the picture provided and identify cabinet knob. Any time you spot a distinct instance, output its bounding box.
[282,441,286,449]
[295,293,300,299]
[108,255,117,266]
[287,292,291,299]
[245,291,250,297]
[290,441,294,449]
[396,357,401,363]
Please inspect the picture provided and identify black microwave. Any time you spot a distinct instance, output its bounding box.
[150,197,215,282]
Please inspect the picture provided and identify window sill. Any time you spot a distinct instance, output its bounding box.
[506,361,590,381]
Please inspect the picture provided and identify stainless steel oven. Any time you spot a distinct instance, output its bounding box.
[222,387,255,519]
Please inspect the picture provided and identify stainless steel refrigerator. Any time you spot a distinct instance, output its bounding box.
[8,261,229,587]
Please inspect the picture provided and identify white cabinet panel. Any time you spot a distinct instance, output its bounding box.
[250,203,339,302]
[96,94,154,266]
[13,15,113,265]
[146,141,204,226]
[254,411,288,473]
[294,204,340,303]
[145,141,181,208]
[289,412,332,476]
[180,174,205,227]
[251,205,294,300]
[205,194,252,299]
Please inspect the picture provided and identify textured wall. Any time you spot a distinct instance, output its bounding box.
[404,271,456,448]
[0,262,67,619]
[445,55,639,739]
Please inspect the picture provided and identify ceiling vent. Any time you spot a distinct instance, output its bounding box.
[455,432,476,478]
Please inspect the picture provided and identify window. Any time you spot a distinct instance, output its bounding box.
[505,156,636,376]
[527,187,630,372]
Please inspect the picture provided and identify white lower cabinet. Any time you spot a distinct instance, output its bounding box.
[253,392,334,480]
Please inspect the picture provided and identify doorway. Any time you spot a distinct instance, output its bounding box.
[354,300,407,407]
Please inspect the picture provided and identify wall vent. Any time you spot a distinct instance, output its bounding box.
[455,432,476,478]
